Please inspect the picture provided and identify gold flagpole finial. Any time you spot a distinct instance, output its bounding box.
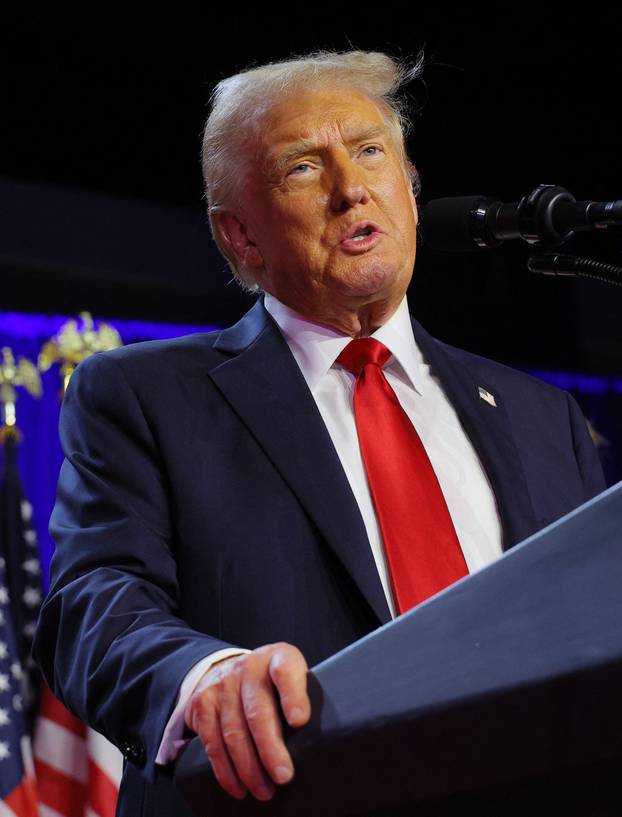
[38,311,123,396]
[0,347,42,442]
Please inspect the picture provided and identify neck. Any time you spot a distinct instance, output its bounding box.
[265,291,405,338]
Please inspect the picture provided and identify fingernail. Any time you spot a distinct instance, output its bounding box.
[289,706,305,723]
[256,784,274,801]
[274,764,293,784]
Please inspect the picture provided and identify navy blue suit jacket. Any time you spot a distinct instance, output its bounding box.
[33,300,605,817]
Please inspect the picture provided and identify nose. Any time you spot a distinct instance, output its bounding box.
[328,157,370,213]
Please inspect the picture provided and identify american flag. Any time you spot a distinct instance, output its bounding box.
[34,685,122,817]
[0,435,122,817]
[0,434,40,816]
[0,568,39,816]
[0,557,39,817]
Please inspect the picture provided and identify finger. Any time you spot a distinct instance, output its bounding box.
[269,645,311,728]
[191,699,247,801]
[219,679,276,801]
[241,671,294,786]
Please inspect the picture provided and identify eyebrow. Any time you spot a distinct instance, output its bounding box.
[267,125,388,176]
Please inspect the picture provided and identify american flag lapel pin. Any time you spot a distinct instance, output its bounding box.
[478,386,497,407]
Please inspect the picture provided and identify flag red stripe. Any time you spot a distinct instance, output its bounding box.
[34,757,87,817]
[4,775,39,817]
[39,686,86,739]
[88,759,119,817]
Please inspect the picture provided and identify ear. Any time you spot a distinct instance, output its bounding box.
[216,211,264,269]
[409,185,419,226]
[409,165,420,226]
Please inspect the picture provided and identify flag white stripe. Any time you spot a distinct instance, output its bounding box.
[20,734,35,777]
[86,729,123,784]
[85,807,99,817]
[40,805,66,817]
[34,716,88,784]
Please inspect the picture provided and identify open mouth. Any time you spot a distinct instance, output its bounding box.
[340,222,382,241]
[339,222,383,251]
[350,225,374,242]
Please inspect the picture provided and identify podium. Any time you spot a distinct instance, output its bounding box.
[175,483,622,816]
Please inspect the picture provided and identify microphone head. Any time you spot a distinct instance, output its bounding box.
[420,195,500,252]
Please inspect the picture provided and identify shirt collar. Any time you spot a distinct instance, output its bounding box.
[263,292,426,396]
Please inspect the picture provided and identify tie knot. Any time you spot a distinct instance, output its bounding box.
[337,338,392,376]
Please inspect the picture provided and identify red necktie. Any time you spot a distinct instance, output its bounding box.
[337,338,468,613]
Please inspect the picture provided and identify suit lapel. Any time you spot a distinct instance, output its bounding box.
[411,318,538,550]
[209,300,391,625]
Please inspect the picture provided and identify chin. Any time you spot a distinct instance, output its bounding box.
[333,261,400,299]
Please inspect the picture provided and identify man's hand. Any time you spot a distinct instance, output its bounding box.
[185,642,311,802]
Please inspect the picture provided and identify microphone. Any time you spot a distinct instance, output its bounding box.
[420,184,622,252]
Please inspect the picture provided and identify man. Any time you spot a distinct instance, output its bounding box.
[33,51,605,816]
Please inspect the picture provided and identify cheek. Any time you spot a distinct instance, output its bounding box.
[388,185,418,239]
[261,189,330,270]
[264,227,325,275]
[274,215,326,259]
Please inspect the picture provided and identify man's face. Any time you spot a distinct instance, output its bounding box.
[221,85,418,324]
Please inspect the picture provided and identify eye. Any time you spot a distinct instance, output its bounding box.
[288,162,311,176]
[360,145,382,157]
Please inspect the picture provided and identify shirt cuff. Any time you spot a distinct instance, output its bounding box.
[155,647,250,765]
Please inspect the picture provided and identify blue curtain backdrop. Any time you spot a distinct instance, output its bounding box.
[1,309,620,587]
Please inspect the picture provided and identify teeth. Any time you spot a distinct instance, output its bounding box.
[351,227,372,240]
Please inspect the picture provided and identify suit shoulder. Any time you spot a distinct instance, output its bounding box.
[73,331,227,382]
[107,331,222,361]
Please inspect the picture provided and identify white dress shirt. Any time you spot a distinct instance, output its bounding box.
[156,294,503,763]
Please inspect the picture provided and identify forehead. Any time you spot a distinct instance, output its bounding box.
[257,85,391,155]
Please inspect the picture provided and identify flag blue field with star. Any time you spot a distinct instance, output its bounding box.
[0,558,31,802]
[0,434,41,815]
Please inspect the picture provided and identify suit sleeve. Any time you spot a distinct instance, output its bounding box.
[33,351,237,781]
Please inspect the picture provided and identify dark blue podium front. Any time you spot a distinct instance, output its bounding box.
[175,482,622,816]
